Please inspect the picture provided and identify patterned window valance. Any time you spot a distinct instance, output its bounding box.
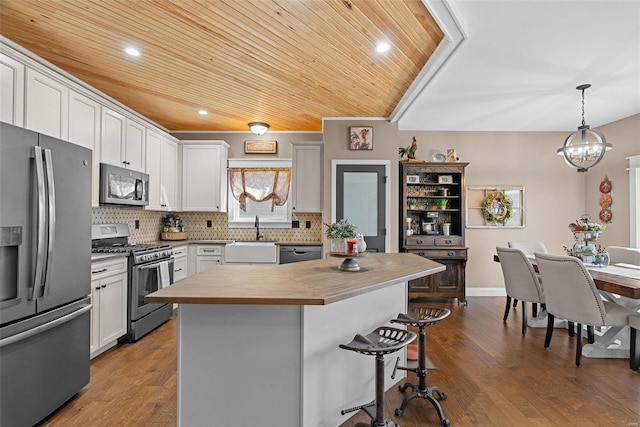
[229,167,291,211]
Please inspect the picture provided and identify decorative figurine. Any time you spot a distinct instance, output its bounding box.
[399,136,418,160]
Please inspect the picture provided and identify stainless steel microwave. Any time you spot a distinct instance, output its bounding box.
[99,163,149,206]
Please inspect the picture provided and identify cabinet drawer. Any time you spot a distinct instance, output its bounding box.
[405,236,435,246]
[173,258,187,282]
[409,249,467,259]
[172,245,188,257]
[434,236,462,246]
[196,245,222,256]
[91,257,127,280]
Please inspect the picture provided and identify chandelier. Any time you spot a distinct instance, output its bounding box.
[557,84,611,172]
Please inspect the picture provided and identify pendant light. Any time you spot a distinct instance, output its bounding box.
[557,84,611,172]
[248,122,269,135]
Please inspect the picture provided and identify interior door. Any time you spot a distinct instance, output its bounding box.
[336,164,386,252]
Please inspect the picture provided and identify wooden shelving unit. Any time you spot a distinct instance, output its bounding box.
[399,162,469,304]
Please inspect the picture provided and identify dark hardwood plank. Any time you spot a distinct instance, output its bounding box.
[39,298,639,427]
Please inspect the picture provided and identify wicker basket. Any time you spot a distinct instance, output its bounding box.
[160,232,188,241]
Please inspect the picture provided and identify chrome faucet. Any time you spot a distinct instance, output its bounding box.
[255,215,262,240]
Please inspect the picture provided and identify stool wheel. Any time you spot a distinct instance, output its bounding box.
[439,391,447,400]
[442,418,451,426]
[394,408,404,416]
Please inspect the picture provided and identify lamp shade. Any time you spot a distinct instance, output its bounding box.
[248,122,269,135]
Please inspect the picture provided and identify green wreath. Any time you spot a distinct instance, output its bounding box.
[481,190,513,225]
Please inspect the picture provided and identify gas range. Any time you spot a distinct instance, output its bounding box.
[91,223,175,343]
[91,224,172,264]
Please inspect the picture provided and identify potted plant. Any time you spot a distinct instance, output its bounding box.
[438,198,448,210]
[407,198,418,210]
[324,219,357,253]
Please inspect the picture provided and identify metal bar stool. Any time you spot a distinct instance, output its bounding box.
[339,326,416,427]
[391,307,451,426]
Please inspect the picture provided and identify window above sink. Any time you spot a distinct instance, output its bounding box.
[227,159,292,229]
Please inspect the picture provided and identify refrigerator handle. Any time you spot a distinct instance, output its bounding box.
[42,148,56,297]
[31,146,47,300]
[0,304,92,348]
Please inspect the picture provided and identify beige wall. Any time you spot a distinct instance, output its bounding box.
[397,130,586,288]
[321,119,400,251]
[584,113,640,247]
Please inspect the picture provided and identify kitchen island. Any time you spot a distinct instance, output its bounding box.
[146,253,444,427]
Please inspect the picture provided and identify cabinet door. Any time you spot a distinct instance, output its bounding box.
[145,129,163,210]
[69,90,101,206]
[196,256,221,273]
[182,144,223,211]
[101,107,126,167]
[124,119,145,171]
[162,138,179,210]
[0,53,24,126]
[25,68,68,139]
[98,272,127,347]
[90,282,100,356]
[292,144,322,212]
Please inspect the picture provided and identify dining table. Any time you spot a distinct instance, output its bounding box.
[494,254,640,359]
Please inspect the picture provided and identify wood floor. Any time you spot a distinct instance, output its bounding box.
[39,297,639,427]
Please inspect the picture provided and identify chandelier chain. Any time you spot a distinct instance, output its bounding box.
[581,88,586,127]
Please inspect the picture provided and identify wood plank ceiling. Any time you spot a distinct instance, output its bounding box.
[0,0,443,132]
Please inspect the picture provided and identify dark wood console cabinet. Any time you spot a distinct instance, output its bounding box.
[399,162,468,303]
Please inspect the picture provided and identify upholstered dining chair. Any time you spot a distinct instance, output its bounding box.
[505,241,548,318]
[607,246,640,266]
[534,252,638,366]
[497,247,545,335]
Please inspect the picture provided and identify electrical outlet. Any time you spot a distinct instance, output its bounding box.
[292,220,300,228]
[206,220,212,228]
[305,220,311,229]
[134,220,140,229]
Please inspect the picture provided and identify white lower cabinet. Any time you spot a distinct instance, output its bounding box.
[173,245,188,282]
[195,245,223,273]
[90,257,128,359]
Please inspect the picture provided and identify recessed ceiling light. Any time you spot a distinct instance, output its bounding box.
[124,46,141,57]
[375,41,390,53]
[198,109,208,116]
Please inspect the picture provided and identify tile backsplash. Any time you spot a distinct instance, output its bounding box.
[92,207,322,243]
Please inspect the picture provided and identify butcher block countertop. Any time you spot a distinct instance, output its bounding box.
[146,253,444,306]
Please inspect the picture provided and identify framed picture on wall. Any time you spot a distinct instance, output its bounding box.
[349,127,373,150]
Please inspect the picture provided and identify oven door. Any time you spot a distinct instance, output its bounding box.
[130,257,174,320]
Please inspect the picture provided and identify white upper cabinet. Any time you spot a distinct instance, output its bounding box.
[101,107,126,167]
[25,68,68,139]
[162,137,179,210]
[68,90,101,206]
[125,119,145,171]
[145,129,163,210]
[291,142,322,212]
[182,141,229,212]
[0,53,24,126]
[145,130,178,211]
[101,107,146,172]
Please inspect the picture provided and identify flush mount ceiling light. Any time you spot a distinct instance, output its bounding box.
[557,84,612,172]
[375,41,390,53]
[248,122,270,135]
[198,109,208,115]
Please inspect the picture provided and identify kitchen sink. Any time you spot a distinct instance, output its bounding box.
[224,241,277,264]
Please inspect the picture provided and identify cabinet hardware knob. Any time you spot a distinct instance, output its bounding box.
[418,252,425,256]
[417,240,423,244]
[92,268,108,274]
[95,287,101,290]
[101,285,107,288]
[445,239,452,244]
[448,251,455,256]
[175,268,183,272]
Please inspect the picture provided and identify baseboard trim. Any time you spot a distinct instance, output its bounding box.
[467,287,507,297]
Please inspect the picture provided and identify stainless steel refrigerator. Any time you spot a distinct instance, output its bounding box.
[0,122,92,426]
